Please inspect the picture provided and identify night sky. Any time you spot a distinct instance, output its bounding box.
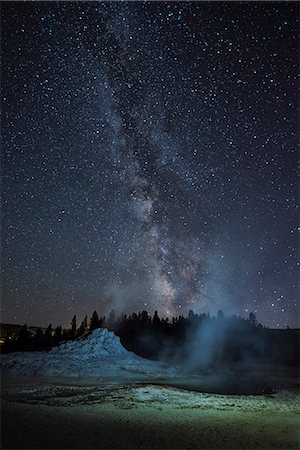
[1,2,299,328]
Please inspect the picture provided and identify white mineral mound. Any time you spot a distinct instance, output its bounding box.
[50,328,129,358]
[1,328,170,380]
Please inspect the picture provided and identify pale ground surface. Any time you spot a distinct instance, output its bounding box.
[1,377,300,449]
[1,330,299,449]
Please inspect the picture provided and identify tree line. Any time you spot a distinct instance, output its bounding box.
[2,309,260,356]
[2,309,298,366]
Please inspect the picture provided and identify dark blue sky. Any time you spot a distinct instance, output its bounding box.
[1,1,299,328]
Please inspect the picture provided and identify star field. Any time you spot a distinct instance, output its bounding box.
[1,2,299,328]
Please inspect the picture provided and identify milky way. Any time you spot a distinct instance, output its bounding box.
[2,2,299,327]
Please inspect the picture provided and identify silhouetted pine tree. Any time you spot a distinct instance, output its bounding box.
[16,323,30,349]
[77,315,88,337]
[54,325,62,340]
[70,315,77,339]
[89,311,100,331]
[107,310,116,330]
[153,311,160,329]
[45,323,52,338]
[249,312,257,327]
[35,327,44,339]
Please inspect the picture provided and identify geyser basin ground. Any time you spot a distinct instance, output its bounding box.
[1,378,299,449]
[1,330,299,448]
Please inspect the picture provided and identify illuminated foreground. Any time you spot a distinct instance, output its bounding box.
[2,379,299,449]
